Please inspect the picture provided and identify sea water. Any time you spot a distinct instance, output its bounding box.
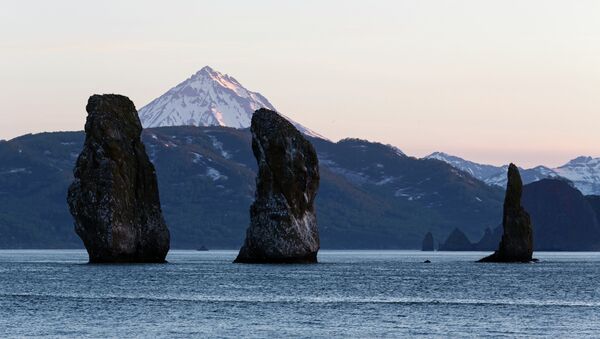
[0,250,598,338]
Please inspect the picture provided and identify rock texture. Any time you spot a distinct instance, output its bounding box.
[479,164,533,262]
[421,232,434,251]
[234,108,320,263]
[67,94,170,263]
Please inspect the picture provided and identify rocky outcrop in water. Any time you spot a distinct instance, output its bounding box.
[234,109,320,263]
[479,164,533,262]
[67,94,170,263]
[427,178,600,252]
[421,232,434,251]
[439,228,473,251]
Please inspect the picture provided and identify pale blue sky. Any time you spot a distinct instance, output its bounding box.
[1,0,598,166]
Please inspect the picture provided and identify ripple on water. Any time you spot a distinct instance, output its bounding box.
[0,250,599,338]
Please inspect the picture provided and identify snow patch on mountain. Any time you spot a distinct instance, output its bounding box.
[206,167,227,181]
[205,133,231,159]
[0,168,29,175]
[190,152,204,164]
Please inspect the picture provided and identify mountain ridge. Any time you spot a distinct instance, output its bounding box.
[0,126,504,249]
[425,152,600,195]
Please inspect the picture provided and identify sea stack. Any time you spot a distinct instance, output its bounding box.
[67,94,170,263]
[421,232,434,251]
[234,108,320,263]
[439,228,473,251]
[479,164,533,263]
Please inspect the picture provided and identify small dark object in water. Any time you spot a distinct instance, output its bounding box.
[424,260,431,263]
[197,245,209,251]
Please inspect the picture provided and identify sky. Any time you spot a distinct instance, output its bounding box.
[0,0,598,167]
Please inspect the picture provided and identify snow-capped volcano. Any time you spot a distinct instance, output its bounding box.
[139,66,322,137]
[425,152,600,195]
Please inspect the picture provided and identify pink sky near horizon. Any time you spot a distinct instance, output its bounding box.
[0,0,598,167]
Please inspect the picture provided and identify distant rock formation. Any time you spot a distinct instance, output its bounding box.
[439,179,600,252]
[439,228,473,251]
[234,109,320,263]
[472,226,500,251]
[67,94,170,263]
[479,164,533,262]
[421,232,434,251]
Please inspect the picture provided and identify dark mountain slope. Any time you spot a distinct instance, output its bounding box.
[0,126,504,249]
[0,132,83,248]
[522,179,600,250]
[457,179,600,251]
[313,138,503,242]
[586,195,600,225]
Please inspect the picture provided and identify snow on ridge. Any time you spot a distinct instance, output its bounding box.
[426,151,600,195]
[554,156,600,195]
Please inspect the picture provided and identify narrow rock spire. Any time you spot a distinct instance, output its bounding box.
[479,163,533,262]
[421,232,434,251]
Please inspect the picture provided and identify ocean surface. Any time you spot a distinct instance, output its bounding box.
[0,250,599,338]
